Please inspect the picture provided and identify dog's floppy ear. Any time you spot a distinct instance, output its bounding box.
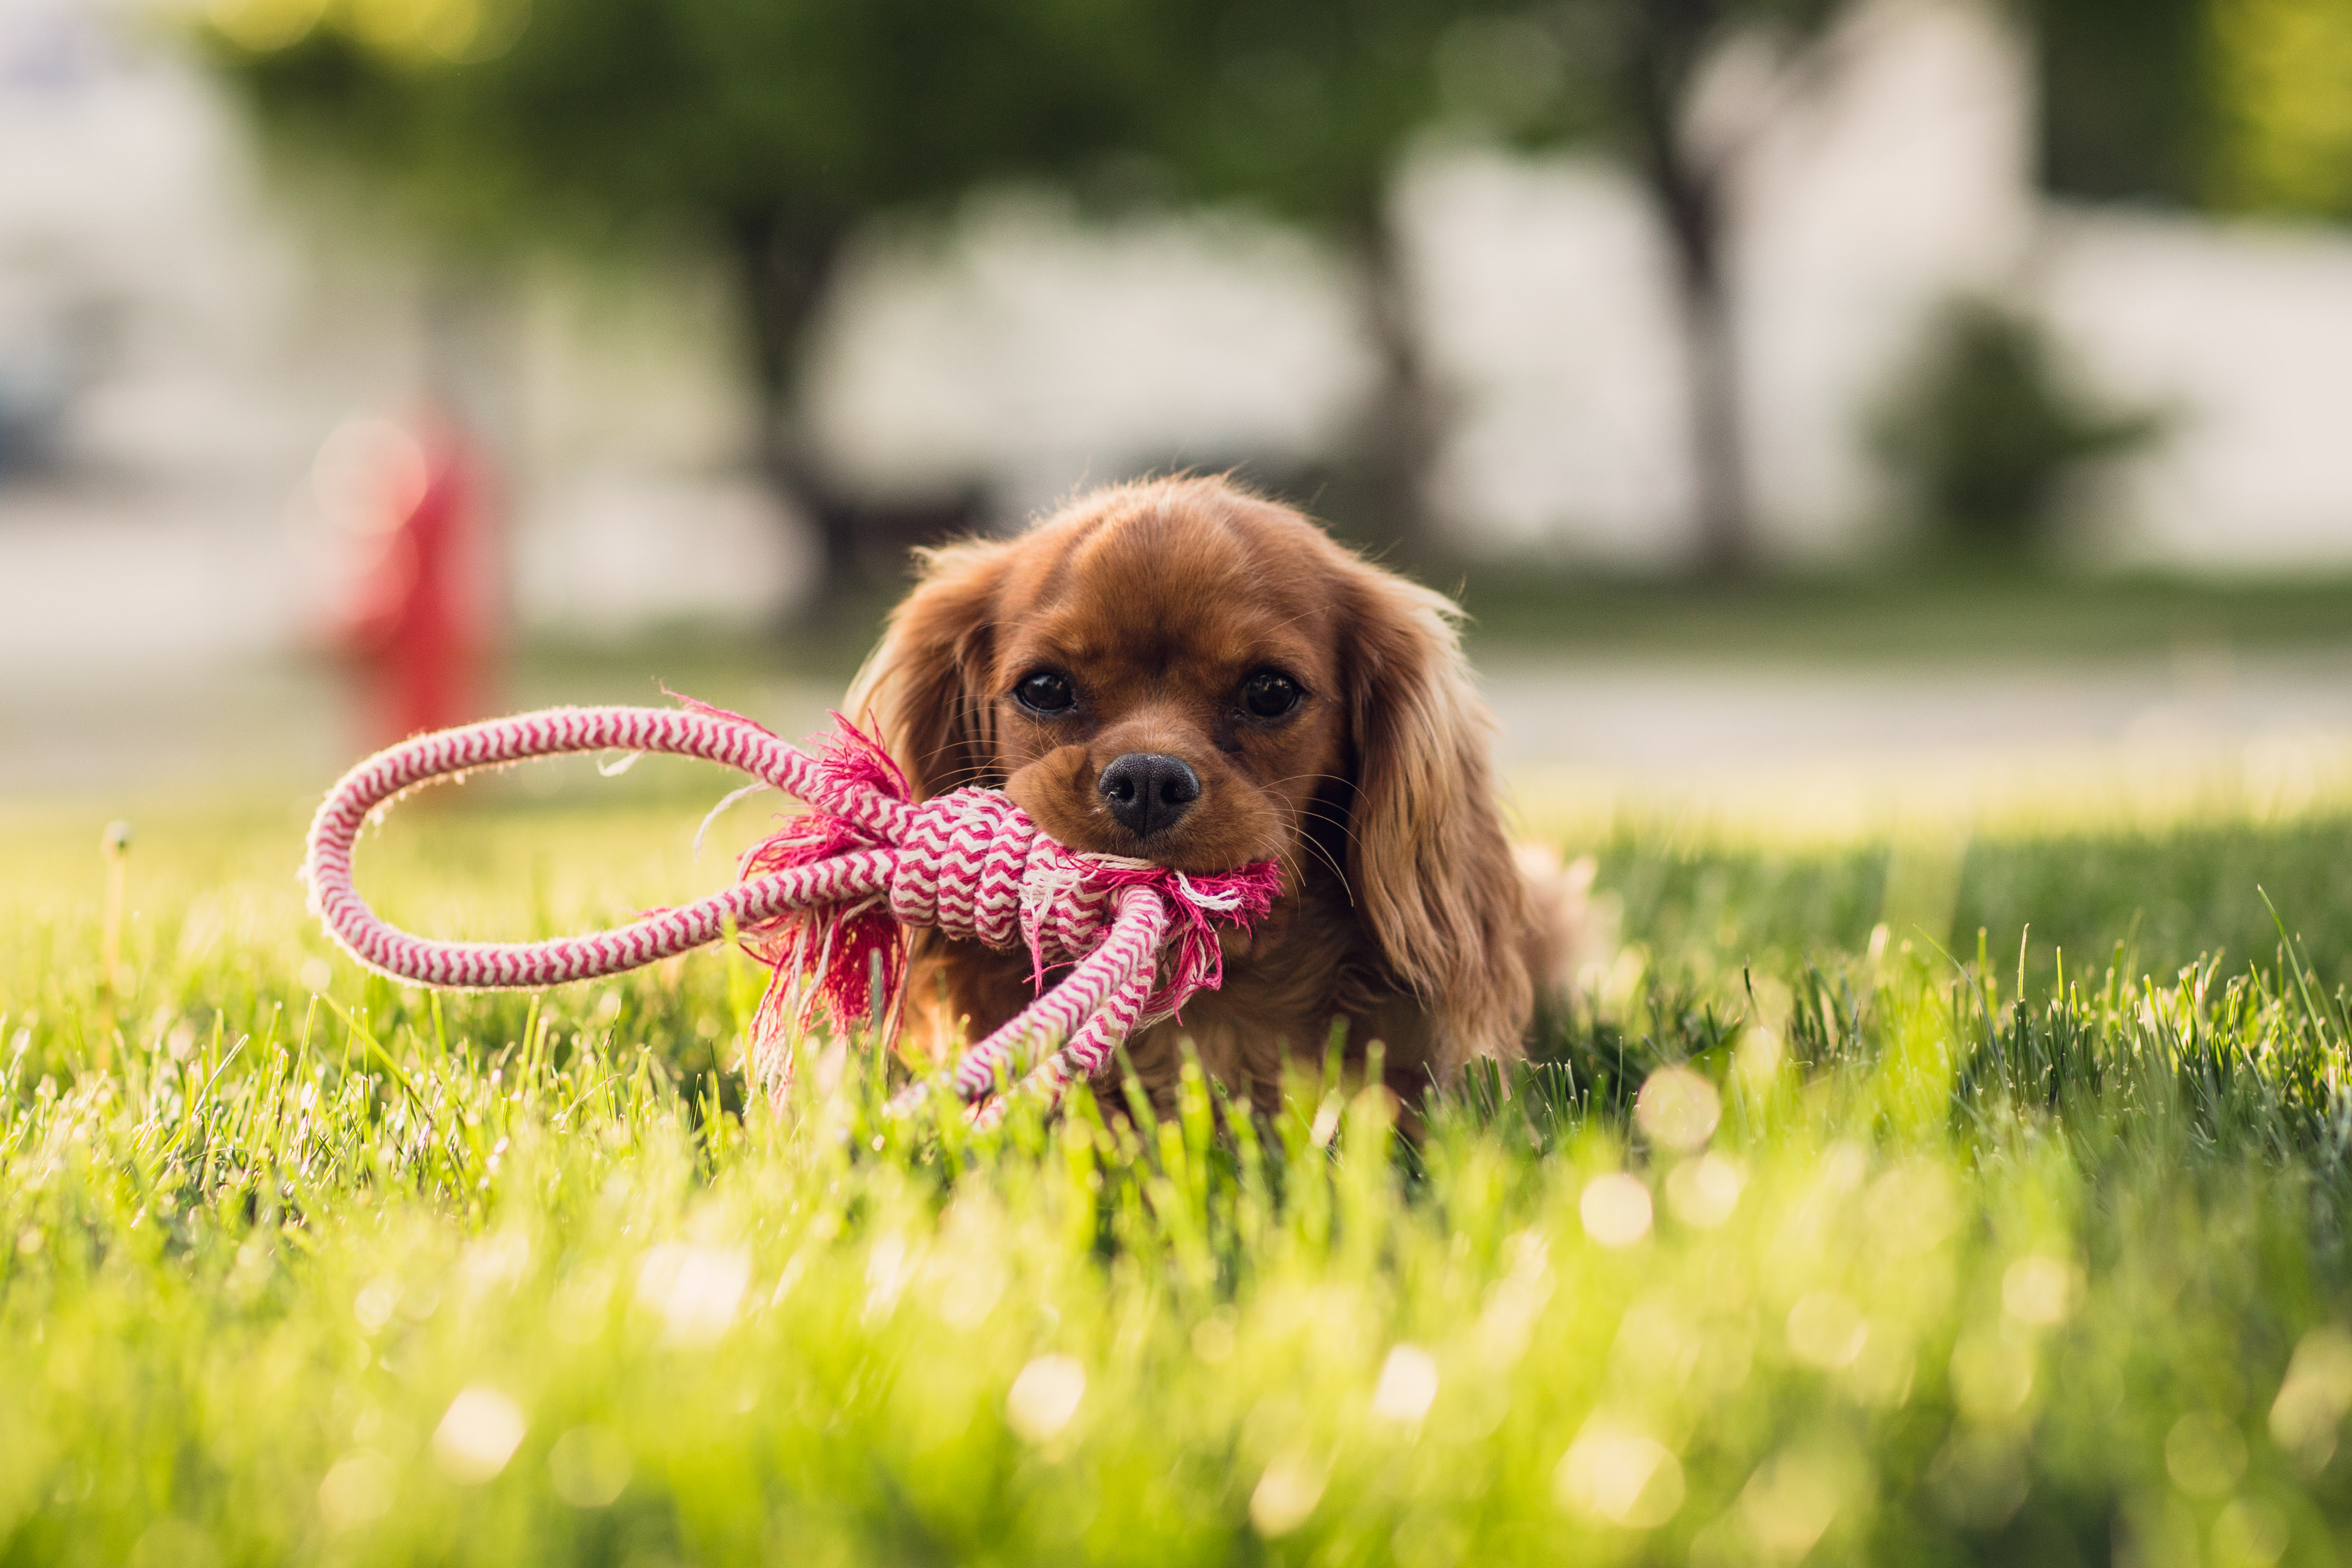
[844,539,1011,798]
[1341,563,1532,1071]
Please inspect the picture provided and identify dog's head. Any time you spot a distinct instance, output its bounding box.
[847,475,1528,1061]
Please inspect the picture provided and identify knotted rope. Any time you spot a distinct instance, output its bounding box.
[301,698,1282,1121]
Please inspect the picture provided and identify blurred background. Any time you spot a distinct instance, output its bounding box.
[6,0,2352,826]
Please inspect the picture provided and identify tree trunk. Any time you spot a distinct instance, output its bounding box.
[1357,218,1445,571]
[1674,242,1752,580]
[727,210,865,621]
[1627,0,1757,580]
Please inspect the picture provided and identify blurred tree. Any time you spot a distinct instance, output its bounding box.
[1417,1,1865,578]
[205,0,1542,590]
[2024,0,2213,205]
[1110,2,1528,561]
[207,0,1882,589]
[203,0,1193,607]
[2026,0,2352,221]
[2208,0,2352,217]
[1141,1,1872,576]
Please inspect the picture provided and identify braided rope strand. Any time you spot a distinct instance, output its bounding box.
[302,701,1282,1116]
[970,961,1160,1132]
[945,891,1167,1098]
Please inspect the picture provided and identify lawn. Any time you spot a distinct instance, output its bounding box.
[1453,568,2352,663]
[7,757,2352,1567]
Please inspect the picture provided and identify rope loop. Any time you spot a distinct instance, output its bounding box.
[302,698,1282,1115]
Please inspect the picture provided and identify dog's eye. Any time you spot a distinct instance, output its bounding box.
[1015,671,1076,714]
[1239,670,1302,720]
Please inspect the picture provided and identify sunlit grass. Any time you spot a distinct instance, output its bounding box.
[8,770,2352,1565]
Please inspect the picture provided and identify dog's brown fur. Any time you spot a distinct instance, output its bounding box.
[845,475,1532,1110]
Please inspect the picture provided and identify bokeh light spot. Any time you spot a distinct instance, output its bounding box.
[2268,1326,2352,1470]
[1555,1420,1685,1528]
[1949,1332,2035,1420]
[1372,1344,1441,1423]
[1581,1173,1654,1248]
[207,0,327,52]
[1666,1152,1745,1227]
[1006,1355,1086,1443]
[1738,1449,1847,1560]
[316,1450,397,1530]
[1250,1453,1326,1536]
[1786,1290,1868,1370]
[546,1425,631,1509]
[432,1386,526,1484]
[1635,1067,1721,1150]
[2165,1412,2248,1497]
[636,1244,750,1343]
[2001,1255,2081,1326]
[2213,1496,2292,1567]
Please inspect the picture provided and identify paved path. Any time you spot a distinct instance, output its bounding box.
[1481,650,2352,771]
[13,645,2352,813]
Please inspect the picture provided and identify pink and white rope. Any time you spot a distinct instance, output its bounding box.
[301,701,1277,1114]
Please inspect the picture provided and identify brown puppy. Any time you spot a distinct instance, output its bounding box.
[845,475,1531,1111]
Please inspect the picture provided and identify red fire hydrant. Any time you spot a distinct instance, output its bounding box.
[321,411,497,748]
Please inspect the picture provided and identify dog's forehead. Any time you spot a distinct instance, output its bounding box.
[999,496,1336,672]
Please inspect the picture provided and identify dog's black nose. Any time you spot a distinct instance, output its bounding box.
[1097,753,1201,839]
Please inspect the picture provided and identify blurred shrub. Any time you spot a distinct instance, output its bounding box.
[1872,296,2165,556]
[2028,0,2214,204]
[2210,0,2352,217]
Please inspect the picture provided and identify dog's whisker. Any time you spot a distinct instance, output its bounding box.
[1287,833,1355,905]
[1257,771,1356,793]
[1300,802,1368,856]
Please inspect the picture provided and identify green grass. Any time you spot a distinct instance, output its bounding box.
[1453,568,2352,662]
[10,774,2352,1566]
[1590,808,2352,994]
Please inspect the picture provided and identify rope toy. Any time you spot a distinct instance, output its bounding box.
[301,697,1283,1122]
